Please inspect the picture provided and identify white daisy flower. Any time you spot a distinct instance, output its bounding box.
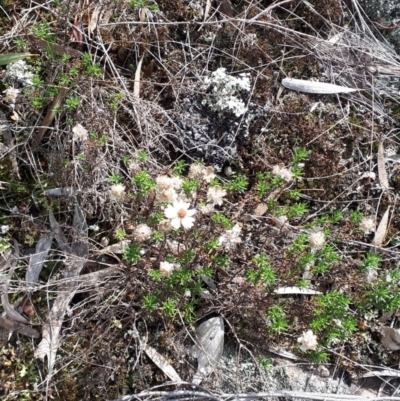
[219,223,242,249]
[110,184,126,199]
[298,330,318,351]
[164,200,196,229]
[134,224,152,242]
[207,185,227,206]
[272,164,294,183]
[188,163,204,179]
[156,175,172,190]
[359,217,375,234]
[200,203,215,215]
[72,124,89,142]
[156,187,178,202]
[160,261,179,277]
[202,166,216,183]
[3,88,20,104]
[309,231,325,250]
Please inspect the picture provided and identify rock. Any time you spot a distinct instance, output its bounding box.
[359,1,400,54]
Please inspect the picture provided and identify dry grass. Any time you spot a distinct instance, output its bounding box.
[1,0,400,399]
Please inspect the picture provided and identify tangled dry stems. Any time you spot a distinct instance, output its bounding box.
[1,0,400,399]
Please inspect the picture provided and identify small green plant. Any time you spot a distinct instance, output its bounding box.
[213,213,233,229]
[122,155,130,164]
[143,293,158,311]
[152,231,163,243]
[99,134,108,146]
[287,203,308,219]
[64,96,81,112]
[293,148,310,164]
[173,160,187,176]
[225,175,248,194]
[362,252,382,270]
[76,153,85,161]
[137,150,148,163]
[109,92,124,111]
[0,238,10,253]
[266,305,289,334]
[81,53,102,77]
[313,245,339,275]
[257,357,273,371]
[115,230,126,240]
[148,269,162,282]
[182,179,200,196]
[307,350,329,364]
[256,172,274,198]
[123,243,141,263]
[31,21,56,42]
[247,254,276,287]
[109,173,123,184]
[14,38,26,51]
[69,66,79,77]
[161,298,177,318]
[132,171,155,196]
[349,210,363,224]
[330,210,343,224]
[310,291,357,344]
[148,212,164,225]
[288,233,308,255]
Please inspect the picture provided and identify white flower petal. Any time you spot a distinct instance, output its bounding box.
[170,217,182,229]
[181,217,195,229]
[164,206,177,219]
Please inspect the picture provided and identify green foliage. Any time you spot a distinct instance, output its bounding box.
[266,305,289,334]
[148,269,162,282]
[109,173,123,184]
[137,150,148,163]
[81,53,102,77]
[313,245,339,275]
[152,231,163,243]
[246,254,276,287]
[225,175,248,194]
[108,92,124,111]
[127,0,159,10]
[310,292,357,344]
[64,96,81,112]
[307,350,329,364]
[148,212,164,225]
[256,172,275,198]
[143,293,158,311]
[0,238,10,253]
[31,21,56,42]
[288,233,308,254]
[257,357,273,371]
[132,171,155,196]
[161,299,177,318]
[115,230,126,240]
[349,210,363,224]
[213,213,233,229]
[287,202,308,219]
[123,243,141,263]
[293,148,310,164]
[362,253,382,270]
[173,160,187,176]
[182,178,200,196]
[204,238,220,251]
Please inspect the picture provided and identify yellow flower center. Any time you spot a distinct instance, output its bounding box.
[177,208,187,218]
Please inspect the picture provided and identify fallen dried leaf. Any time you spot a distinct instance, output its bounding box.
[144,344,182,382]
[377,141,389,189]
[373,206,390,247]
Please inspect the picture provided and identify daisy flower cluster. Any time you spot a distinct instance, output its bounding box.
[121,162,243,281]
